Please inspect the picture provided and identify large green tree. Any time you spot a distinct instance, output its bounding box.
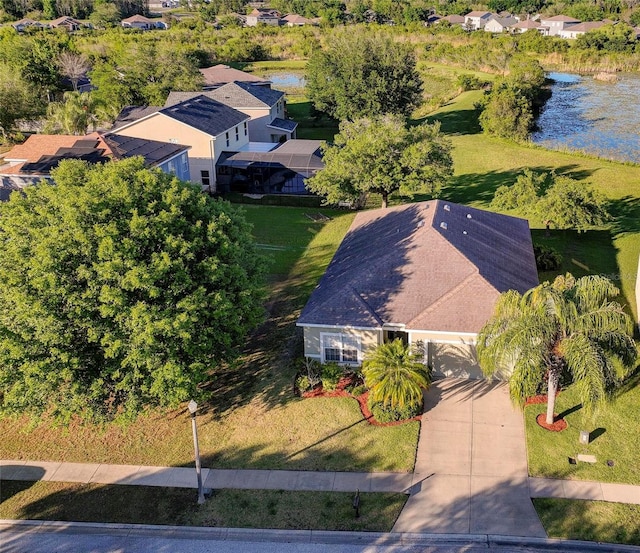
[306,28,423,121]
[0,63,44,141]
[477,274,637,425]
[306,114,453,208]
[0,158,265,420]
[44,91,98,135]
[491,169,609,233]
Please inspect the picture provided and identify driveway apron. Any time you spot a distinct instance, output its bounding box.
[392,378,546,537]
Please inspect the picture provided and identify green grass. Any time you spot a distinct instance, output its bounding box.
[533,498,640,545]
[0,481,406,531]
[0,204,420,473]
[525,377,640,484]
[286,94,339,141]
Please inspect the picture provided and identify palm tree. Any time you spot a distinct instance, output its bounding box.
[44,91,97,135]
[362,339,431,410]
[477,273,637,425]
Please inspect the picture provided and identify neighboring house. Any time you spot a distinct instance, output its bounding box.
[0,132,190,191]
[121,14,168,29]
[216,139,324,194]
[200,64,271,90]
[49,16,82,30]
[539,15,580,36]
[282,14,317,26]
[11,18,47,31]
[297,200,539,379]
[558,20,607,38]
[484,16,517,32]
[464,11,494,30]
[245,8,281,26]
[511,19,548,34]
[165,81,296,143]
[113,95,250,192]
[440,14,465,26]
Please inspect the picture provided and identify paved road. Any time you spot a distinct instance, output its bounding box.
[2,523,640,553]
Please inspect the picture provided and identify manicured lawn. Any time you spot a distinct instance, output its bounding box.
[0,205,420,473]
[533,498,640,546]
[286,95,338,141]
[525,376,640,485]
[0,481,406,532]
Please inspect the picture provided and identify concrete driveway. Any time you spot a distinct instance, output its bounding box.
[392,378,546,537]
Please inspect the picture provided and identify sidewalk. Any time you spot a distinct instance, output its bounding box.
[0,460,413,493]
[2,459,639,504]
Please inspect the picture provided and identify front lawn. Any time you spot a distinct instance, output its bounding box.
[533,498,640,546]
[525,376,640,485]
[0,205,419,473]
[0,480,406,532]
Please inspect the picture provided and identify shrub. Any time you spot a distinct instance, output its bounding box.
[321,362,344,391]
[368,398,422,423]
[350,384,367,397]
[534,244,563,271]
[456,74,484,91]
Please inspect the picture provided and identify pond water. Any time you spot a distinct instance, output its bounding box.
[265,72,306,88]
[532,72,640,163]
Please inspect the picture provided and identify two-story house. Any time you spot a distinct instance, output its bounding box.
[113,96,250,193]
[464,11,494,30]
[164,82,297,143]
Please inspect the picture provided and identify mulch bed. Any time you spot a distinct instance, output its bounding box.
[301,377,421,427]
[536,413,568,432]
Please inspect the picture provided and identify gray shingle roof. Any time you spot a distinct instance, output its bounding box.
[267,117,298,132]
[164,82,283,110]
[206,81,283,108]
[112,106,160,130]
[159,96,248,136]
[297,200,539,333]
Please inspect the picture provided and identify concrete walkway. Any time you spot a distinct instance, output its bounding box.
[393,379,546,536]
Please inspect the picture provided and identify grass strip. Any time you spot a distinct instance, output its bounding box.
[533,498,640,545]
[0,480,405,532]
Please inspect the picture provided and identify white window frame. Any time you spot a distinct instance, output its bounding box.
[320,332,361,365]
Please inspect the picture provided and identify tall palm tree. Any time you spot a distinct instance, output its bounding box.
[363,339,431,410]
[477,273,637,425]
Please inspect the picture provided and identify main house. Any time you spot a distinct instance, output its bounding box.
[297,201,539,379]
[113,95,250,192]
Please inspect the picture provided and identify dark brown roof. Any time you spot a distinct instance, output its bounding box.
[297,200,538,333]
[199,64,269,88]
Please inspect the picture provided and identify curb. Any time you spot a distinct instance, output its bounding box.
[2,520,640,551]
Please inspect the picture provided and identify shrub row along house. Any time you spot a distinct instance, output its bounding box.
[297,200,539,379]
[0,66,321,199]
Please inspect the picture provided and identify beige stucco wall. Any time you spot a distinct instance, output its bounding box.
[302,326,381,363]
[116,113,249,191]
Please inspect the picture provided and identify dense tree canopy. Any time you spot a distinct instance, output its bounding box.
[478,274,637,424]
[491,169,609,232]
[0,158,265,420]
[306,114,453,208]
[306,29,423,121]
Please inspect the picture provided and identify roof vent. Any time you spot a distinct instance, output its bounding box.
[466,213,472,219]
[440,222,448,230]
[416,221,425,229]
[443,204,451,211]
[463,230,468,235]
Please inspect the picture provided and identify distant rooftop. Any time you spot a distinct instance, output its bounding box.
[200,64,270,89]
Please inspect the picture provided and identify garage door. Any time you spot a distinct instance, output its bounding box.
[430,342,485,379]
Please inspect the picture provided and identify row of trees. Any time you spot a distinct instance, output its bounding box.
[0,0,145,21]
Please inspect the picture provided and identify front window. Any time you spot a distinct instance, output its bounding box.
[201,170,210,186]
[322,333,360,364]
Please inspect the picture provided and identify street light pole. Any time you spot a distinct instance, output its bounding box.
[188,399,206,505]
